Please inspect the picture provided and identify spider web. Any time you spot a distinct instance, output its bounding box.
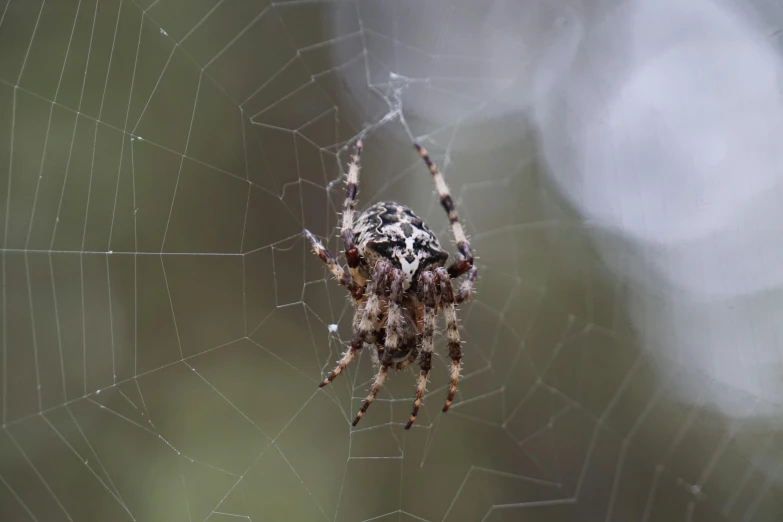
[0,0,782,521]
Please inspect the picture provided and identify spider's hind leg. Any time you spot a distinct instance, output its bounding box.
[405,270,437,429]
[352,364,390,427]
[319,331,364,389]
[435,267,462,412]
[319,261,390,388]
[353,265,406,427]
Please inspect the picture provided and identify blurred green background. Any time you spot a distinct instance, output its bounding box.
[0,0,781,521]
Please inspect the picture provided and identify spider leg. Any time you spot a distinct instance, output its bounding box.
[455,266,478,304]
[304,229,363,300]
[341,139,364,281]
[319,262,390,388]
[352,266,405,427]
[384,268,406,353]
[414,143,475,279]
[405,271,437,429]
[435,267,462,412]
[319,332,363,388]
[352,365,389,427]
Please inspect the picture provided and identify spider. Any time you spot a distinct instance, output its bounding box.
[304,138,478,429]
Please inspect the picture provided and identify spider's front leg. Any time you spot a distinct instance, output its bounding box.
[341,139,364,282]
[319,261,391,388]
[414,143,476,279]
[352,265,406,427]
[304,229,364,300]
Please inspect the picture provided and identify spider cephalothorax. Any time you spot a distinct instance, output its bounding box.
[305,139,477,429]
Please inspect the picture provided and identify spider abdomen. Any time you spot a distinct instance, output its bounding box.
[354,201,449,287]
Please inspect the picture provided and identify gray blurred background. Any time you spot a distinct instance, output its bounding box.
[1,0,782,521]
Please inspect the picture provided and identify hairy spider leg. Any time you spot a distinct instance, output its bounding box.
[319,333,363,388]
[353,266,405,427]
[342,139,364,282]
[436,268,462,412]
[414,143,476,279]
[320,262,390,387]
[405,271,437,429]
[353,366,388,427]
[384,268,406,353]
[455,266,478,304]
[304,229,363,300]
